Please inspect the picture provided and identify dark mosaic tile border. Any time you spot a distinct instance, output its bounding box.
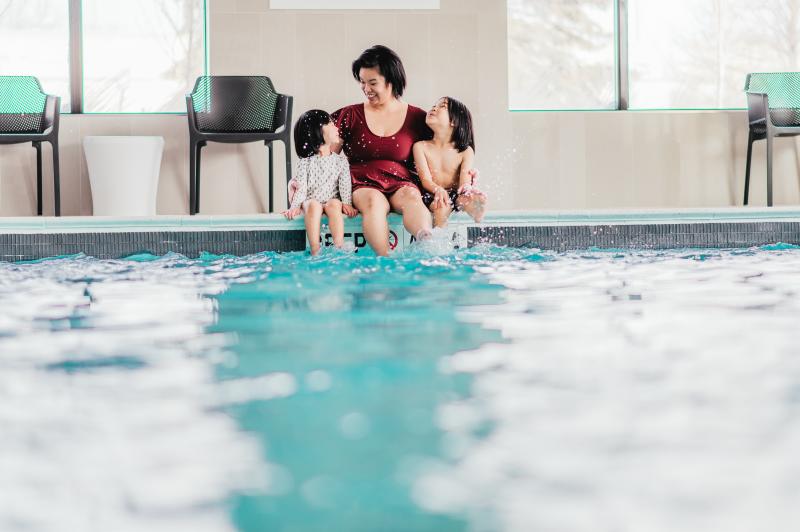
[0,230,306,262]
[469,222,800,251]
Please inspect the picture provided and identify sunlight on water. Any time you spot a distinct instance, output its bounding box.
[2,245,800,531]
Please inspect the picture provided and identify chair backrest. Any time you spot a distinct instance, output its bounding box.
[745,72,800,108]
[190,76,280,133]
[0,76,48,134]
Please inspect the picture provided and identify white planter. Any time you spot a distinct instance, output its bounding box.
[84,136,164,216]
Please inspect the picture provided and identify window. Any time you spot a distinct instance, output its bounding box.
[0,0,205,114]
[628,0,800,109]
[0,0,71,113]
[507,0,617,111]
[270,0,439,8]
[82,0,205,113]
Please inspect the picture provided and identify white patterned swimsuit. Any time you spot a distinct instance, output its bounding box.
[288,153,352,211]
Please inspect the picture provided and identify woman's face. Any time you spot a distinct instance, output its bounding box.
[359,67,393,105]
[321,120,340,145]
[425,98,451,129]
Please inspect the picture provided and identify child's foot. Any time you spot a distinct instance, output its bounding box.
[470,195,486,223]
[460,191,487,223]
[310,245,321,256]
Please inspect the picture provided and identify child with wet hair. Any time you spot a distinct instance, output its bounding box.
[284,109,358,255]
[413,97,487,228]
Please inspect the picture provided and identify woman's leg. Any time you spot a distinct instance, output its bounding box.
[389,186,432,239]
[353,188,391,256]
[323,199,345,247]
[304,200,323,255]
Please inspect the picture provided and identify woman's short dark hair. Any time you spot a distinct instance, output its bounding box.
[351,45,406,98]
[446,97,475,153]
[294,109,331,158]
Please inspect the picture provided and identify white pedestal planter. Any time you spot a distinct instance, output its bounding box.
[84,136,164,216]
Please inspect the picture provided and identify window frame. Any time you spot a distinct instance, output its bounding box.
[67,0,208,115]
[509,0,755,112]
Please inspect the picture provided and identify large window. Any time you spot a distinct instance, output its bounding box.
[508,0,617,111]
[628,0,800,109]
[508,0,800,111]
[83,0,205,113]
[0,0,206,113]
[0,0,71,112]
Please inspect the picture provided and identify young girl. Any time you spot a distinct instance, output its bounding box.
[283,110,358,255]
[413,97,487,228]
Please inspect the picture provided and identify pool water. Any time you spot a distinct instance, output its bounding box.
[2,244,800,531]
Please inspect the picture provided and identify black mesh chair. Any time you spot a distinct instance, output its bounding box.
[186,76,293,214]
[0,76,61,216]
[744,72,800,207]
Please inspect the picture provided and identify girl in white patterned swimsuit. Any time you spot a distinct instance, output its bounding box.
[283,110,358,255]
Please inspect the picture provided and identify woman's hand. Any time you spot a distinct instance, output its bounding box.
[282,207,303,220]
[342,204,359,217]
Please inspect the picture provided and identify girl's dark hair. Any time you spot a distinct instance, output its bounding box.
[294,109,331,158]
[352,45,406,98]
[446,97,475,153]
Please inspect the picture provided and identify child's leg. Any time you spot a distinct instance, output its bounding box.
[457,193,487,223]
[431,204,453,228]
[304,200,323,255]
[323,199,345,247]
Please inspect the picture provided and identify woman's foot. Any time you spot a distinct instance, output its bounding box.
[415,228,433,241]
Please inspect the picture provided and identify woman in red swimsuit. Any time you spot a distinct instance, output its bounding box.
[332,45,433,256]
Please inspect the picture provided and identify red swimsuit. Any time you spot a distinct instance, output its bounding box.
[332,103,432,196]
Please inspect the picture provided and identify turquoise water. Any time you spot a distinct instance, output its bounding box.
[2,245,800,531]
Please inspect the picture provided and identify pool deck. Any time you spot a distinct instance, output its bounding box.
[1,206,800,260]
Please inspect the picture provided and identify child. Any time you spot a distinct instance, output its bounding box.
[283,110,358,255]
[413,97,487,228]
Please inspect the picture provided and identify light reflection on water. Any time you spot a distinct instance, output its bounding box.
[2,246,800,531]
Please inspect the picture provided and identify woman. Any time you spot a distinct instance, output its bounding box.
[332,45,433,256]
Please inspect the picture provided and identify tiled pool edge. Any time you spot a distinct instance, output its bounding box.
[2,208,800,260]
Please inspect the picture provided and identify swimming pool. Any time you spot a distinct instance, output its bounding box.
[2,244,799,531]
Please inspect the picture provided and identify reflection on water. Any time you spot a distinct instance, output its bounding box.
[2,246,800,531]
[419,247,800,532]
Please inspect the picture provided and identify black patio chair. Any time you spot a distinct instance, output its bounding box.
[0,76,61,216]
[744,72,800,207]
[186,76,293,214]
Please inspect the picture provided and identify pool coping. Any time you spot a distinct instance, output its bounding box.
[1,207,800,260]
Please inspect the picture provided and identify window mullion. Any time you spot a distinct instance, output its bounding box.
[616,0,629,110]
[68,0,83,113]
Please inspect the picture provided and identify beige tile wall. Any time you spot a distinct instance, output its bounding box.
[1,0,799,216]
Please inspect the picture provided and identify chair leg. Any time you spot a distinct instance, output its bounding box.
[284,137,292,209]
[189,142,203,215]
[33,142,43,215]
[195,143,203,214]
[189,142,196,215]
[744,132,753,206]
[268,142,274,213]
[51,140,61,216]
[766,132,774,207]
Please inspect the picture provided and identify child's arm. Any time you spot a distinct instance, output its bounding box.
[338,157,358,217]
[283,161,307,219]
[413,142,448,208]
[413,142,437,193]
[457,147,476,190]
